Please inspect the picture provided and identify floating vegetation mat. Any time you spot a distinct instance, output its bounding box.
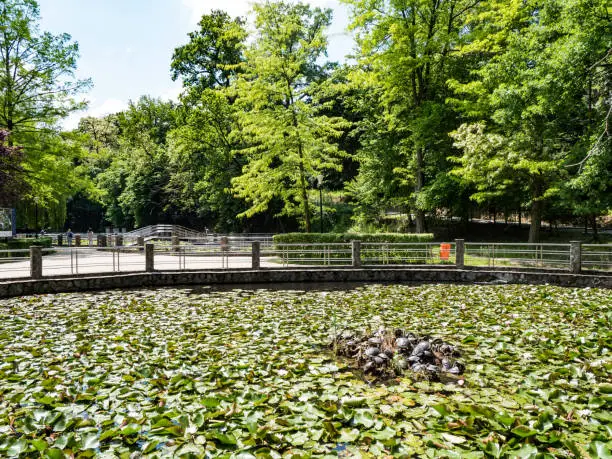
[0,284,610,457]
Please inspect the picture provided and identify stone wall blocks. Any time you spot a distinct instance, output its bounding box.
[0,268,610,299]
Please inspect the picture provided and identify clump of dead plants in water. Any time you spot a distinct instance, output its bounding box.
[331,328,465,384]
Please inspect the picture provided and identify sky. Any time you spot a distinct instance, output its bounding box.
[36,0,353,130]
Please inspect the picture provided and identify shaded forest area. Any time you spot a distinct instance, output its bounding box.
[1,0,610,242]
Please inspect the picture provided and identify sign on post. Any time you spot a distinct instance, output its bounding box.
[0,208,15,237]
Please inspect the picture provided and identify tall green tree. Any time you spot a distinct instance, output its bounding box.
[0,0,92,227]
[0,0,90,135]
[449,0,610,241]
[166,89,248,230]
[171,10,246,93]
[564,49,612,236]
[231,1,348,232]
[342,0,480,232]
[92,97,179,228]
[167,11,248,230]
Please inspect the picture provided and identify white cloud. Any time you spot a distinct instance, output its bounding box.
[181,0,252,25]
[181,0,345,25]
[160,85,183,102]
[60,98,129,131]
[180,0,351,61]
[89,98,129,118]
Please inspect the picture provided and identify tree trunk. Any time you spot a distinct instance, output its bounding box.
[6,120,13,146]
[518,207,521,228]
[591,214,598,240]
[298,159,311,233]
[528,199,542,243]
[288,88,311,233]
[414,147,426,233]
[415,210,426,233]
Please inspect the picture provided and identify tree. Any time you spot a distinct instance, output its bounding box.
[166,11,250,230]
[78,115,119,159]
[0,0,90,136]
[171,10,246,92]
[564,49,612,236]
[0,0,93,229]
[341,0,481,232]
[231,1,348,232]
[93,97,179,228]
[166,89,248,231]
[449,0,610,242]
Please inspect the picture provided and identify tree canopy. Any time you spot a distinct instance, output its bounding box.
[2,0,610,238]
[230,2,348,232]
[0,0,92,229]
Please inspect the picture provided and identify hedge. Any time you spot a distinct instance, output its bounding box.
[273,232,434,244]
[0,237,52,258]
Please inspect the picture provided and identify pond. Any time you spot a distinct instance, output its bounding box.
[0,284,610,457]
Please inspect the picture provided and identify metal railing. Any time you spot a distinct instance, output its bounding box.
[40,246,146,277]
[262,243,353,267]
[124,224,205,239]
[582,244,612,272]
[464,243,571,270]
[153,245,253,271]
[0,241,610,281]
[14,229,276,248]
[362,242,456,265]
[0,248,31,279]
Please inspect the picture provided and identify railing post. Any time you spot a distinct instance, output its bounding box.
[145,243,155,272]
[97,234,107,247]
[172,235,180,253]
[30,246,42,279]
[252,241,261,269]
[115,234,123,247]
[352,240,361,268]
[137,236,144,251]
[455,239,465,268]
[570,241,581,274]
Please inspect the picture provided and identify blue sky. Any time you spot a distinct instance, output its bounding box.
[36,0,352,129]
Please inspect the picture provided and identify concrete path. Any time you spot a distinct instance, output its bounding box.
[0,248,289,280]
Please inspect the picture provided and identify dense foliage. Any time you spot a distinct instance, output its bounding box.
[1,0,610,238]
[0,130,28,206]
[273,232,434,243]
[0,236,52,257]
[0,0,93,229]
[0,285,610,456]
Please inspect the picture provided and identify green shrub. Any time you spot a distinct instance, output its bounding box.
[8,237,52,249]
[0,237,52,258]
[273,232,434,244]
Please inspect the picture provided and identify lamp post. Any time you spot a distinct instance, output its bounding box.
[34,197,39,238]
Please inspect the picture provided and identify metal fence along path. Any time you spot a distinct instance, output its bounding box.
[0,240,610,280]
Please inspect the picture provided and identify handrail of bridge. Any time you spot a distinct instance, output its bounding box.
[123,224,206,239]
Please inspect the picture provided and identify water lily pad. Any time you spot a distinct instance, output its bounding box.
[0,284,608,456]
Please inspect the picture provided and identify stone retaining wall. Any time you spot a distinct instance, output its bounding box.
[0,268,609,298]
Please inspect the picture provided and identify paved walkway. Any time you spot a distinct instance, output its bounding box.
[0,249,288,280]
